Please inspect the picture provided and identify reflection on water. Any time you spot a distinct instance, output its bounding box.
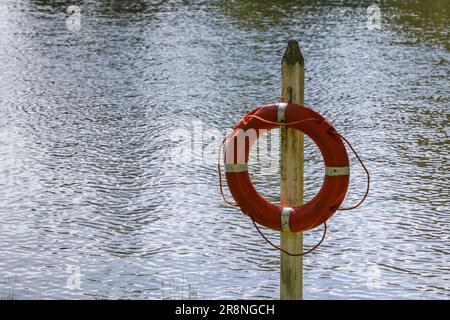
[0,0,448,299]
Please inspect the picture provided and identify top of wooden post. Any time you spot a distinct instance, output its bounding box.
[282,40,304,66]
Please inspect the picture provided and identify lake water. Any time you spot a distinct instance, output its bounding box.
[0,0,448,299]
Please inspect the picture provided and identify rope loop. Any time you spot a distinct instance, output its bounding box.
[252,218,327,256]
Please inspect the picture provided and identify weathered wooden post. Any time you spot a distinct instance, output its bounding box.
[280,40,304,300]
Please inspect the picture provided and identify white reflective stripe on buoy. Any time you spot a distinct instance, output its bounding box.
[225,164,248,173]
[277,103,287,123]
[325,166,350,176]
[281,207,293,232]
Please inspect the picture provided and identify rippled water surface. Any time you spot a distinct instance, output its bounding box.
[0,0,449,299]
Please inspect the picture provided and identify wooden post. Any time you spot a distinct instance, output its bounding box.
[280,40,304,300]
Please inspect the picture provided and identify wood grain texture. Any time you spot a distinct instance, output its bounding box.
[280,40,304,300]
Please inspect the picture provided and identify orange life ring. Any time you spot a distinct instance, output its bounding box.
[224,103,350,232]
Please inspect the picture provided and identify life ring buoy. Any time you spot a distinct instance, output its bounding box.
[224,103,350,232]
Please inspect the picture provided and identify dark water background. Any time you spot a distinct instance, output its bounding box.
[0,0,448,299]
